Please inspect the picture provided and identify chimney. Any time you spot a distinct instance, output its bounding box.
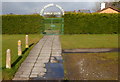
[101,2,106,10]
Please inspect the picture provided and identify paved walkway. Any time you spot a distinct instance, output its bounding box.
[13,35,63,80]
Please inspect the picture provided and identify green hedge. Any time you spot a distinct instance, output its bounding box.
[2,13,119,34]
[2,15,44,34]
[64,13,119,34]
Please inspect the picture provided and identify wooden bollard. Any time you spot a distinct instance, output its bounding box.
[25,35,29,48]
[6,49,11,69]
[18,40,22,56]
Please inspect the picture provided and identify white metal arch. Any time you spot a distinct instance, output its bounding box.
[40,3,64,16]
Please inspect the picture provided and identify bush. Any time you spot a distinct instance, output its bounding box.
[64,13,119,34]
[2,15,44,34]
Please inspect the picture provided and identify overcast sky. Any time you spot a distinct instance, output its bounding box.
[1,0,119,15]
[2,0,118,2]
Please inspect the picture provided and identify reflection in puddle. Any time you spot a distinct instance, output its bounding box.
[32,56,64,80]
[44,63,64,79]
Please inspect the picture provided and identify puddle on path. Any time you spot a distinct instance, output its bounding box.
[43,63,64,80]
[64,53,118,80]
[32,56,64,80]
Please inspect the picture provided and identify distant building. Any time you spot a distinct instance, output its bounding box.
[8,13,15,15]
[73,10,77,13]
[78,10,91,13]
[97,2,120,13]
[97,7,120,13]
[65,10,91,14]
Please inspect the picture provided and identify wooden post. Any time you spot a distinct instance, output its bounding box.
[6,49,11,69]
[18,40,22,56]
[25,35,29,48]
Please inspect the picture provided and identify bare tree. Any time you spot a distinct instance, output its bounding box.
[105,1,120,10]
[92,2,101,12]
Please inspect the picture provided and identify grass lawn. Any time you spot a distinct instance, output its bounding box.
[2,34,42,80]
[60,34,118,49]
[0,35,1,80]
[63,52,118,80]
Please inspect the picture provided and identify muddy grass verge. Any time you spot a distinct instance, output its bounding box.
[63,52,118,80]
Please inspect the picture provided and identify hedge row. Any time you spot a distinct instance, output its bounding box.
[2,15,44,34]
[64,13,119,34]
[2,13,119,34]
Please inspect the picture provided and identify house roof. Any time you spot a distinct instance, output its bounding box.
[97,6,120,13]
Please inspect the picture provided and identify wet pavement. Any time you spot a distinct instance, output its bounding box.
[44,63,64,79]
[33,62,64,80]
[32,54,64,80]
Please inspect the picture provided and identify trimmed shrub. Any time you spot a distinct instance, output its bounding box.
[64,13,119,34]
[2,13,119,34]
[2,15,44,34]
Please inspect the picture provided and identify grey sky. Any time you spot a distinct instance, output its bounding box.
[2,0,119,2]
[2,2,99,14]
[2,0,119,14]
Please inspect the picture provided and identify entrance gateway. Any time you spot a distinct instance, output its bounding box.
[40,4,64,35]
